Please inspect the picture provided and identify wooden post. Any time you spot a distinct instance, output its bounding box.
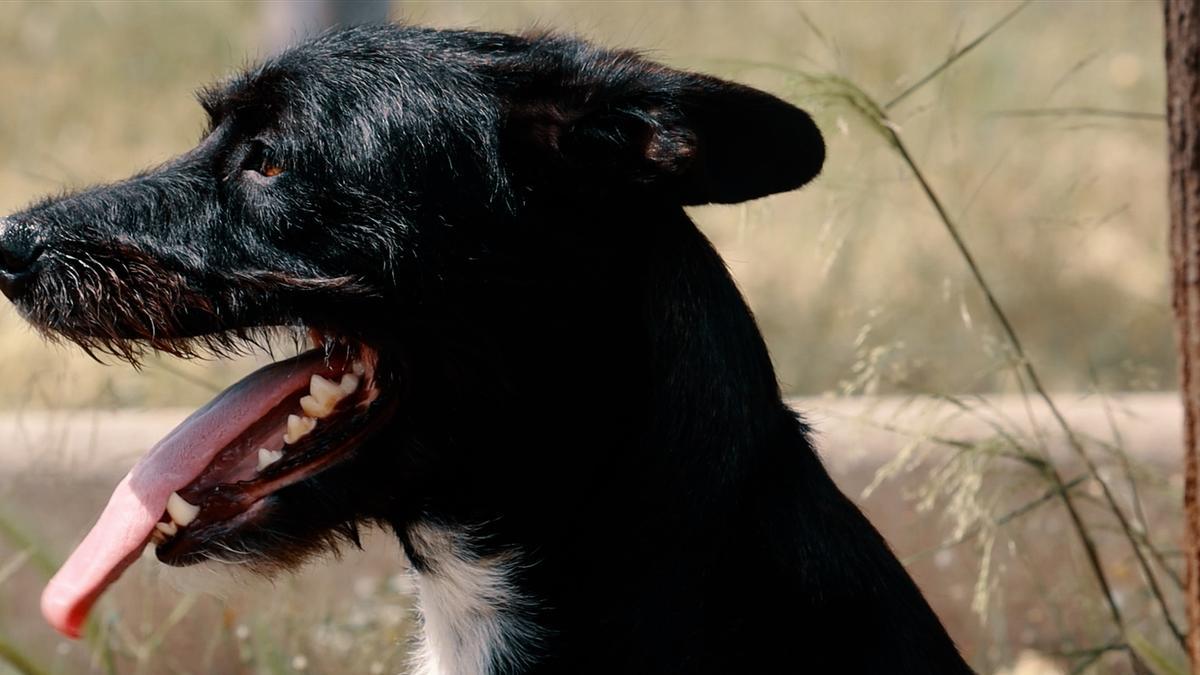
[262,0,393,53]
[1166,0,1200,668]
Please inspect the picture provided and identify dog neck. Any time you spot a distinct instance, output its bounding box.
[388,202,806,672]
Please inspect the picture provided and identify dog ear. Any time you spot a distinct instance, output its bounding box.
[509,65,825,205]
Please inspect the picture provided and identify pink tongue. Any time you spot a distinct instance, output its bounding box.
[41,350,327,638]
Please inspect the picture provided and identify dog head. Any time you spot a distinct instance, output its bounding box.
[0,25,824,637]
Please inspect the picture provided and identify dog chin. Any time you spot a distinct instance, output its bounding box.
[148,548,256,600]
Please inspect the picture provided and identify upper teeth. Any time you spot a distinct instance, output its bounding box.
[299,372,360,418]
[309,374,342,405]
[284,414,317,444]
[299,395,334,418]
[167,492,200,527]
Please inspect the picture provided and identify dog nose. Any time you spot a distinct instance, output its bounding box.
[0,218,44,299]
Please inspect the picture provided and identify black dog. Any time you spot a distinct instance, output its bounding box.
[3,25,972,674]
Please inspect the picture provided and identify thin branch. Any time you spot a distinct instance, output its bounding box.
[0,635,50,675]
[988,107,1166,121]
[884,0,1033,110]
[876,113,1182,659]
[149,360,225,393]
[886,125,1187,650]
[882,123,1129,627]
[937,393,1038,459]
[1066,642,1129,674]
[732,14,1184,661]
[1094,376,1186,589]
[903,473,1090,564]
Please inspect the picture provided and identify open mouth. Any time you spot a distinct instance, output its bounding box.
[40,332,393,638]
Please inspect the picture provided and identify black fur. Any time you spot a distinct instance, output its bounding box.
[2,25,972,673]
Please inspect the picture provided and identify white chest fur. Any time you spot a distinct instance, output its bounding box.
[406,523,542,675]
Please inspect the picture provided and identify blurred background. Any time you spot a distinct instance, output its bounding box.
[0,2,1179,674]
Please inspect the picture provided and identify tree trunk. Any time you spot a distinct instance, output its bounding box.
[262,0,393,53]
[1167,0,1200,668]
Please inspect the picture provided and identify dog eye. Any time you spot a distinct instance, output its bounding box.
[243,140,285,179]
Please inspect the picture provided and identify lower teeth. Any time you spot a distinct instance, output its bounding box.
[257,447,283,471]
[166,492,200,526]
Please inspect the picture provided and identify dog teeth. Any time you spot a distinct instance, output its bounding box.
[352,361,366,376]
[299,394,336,418]
[284,414,317,444]
[300,372,359,418]
[257,447,284,471]
[166,492,200,527]
[309,374,343,405]
[151,518,179,545]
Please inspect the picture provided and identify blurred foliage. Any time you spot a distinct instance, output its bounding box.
[0,0,1170,407]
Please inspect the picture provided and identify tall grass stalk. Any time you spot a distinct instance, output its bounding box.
[0,634,50,675]
[0,510,116,675]
[885,113,1183,647]
[727,3,1184,670]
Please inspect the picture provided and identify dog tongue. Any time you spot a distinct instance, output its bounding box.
[41,350,327,638]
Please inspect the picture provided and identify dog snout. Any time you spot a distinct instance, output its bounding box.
[0,218,44,299]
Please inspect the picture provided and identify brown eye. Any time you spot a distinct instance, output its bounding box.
[243,140,285,178]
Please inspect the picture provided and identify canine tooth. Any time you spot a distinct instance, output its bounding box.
[299,394,336,418]
[309,374,343,406]
[155,521,178,537]
[338,373,359,396]
[284,414,317,444]
[352,361,366,376]
[166,492,200,527]
[257,447,284,471]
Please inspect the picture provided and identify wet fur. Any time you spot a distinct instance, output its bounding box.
[2,25,973,674]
